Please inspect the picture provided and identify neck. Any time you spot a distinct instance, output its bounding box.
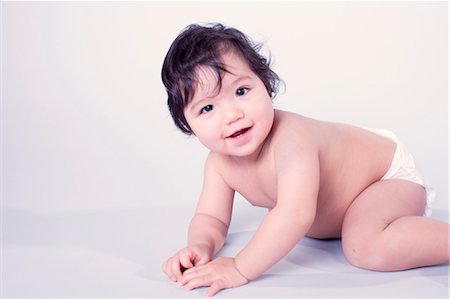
[229,141,266,165]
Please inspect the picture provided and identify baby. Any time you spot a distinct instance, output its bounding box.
[161,23,449,296]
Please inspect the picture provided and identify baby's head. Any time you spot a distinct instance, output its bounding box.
[161,23,280,135]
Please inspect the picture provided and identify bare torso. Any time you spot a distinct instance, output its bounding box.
[216,110,396,239]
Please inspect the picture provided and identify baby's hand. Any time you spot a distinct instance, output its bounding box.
[162,244,212,283]
[179,257,249,296]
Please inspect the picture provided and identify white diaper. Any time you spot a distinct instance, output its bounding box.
[366,128,435,216]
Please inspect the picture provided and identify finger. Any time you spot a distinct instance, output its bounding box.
[179,251,194,269]
[179,266,204,285]
[181,262,209,280]
[184,274,212,291]
[182,264,202,276]
[180,265,212,287]
[162,259,176,282]
[195,255,210,266]
[207,280,224,297]
[169,257,182,281]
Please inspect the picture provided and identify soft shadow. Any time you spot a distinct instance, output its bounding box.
[223,229,449,290]
[225,231,349,270]
[430,208,449,222]
[6,205,447,292]
[254,271,396,288]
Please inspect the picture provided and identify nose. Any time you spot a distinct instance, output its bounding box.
[224,107,244,125]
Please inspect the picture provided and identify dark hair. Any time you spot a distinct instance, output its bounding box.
[161,23,281,135]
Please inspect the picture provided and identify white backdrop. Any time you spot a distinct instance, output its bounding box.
[3,1,448,213]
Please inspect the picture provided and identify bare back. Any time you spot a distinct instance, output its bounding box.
[215,109,396,238]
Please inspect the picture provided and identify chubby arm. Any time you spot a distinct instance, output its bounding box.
[189,153,235,254]
[235,145,320,280]
[179,145,320,295]
[163,153,235,281]
[176,134,321,296]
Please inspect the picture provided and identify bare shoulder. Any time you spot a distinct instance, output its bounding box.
[205,151,233,173]
[203,151,240,188]
[265,110,325,180]
[269,110,323,152]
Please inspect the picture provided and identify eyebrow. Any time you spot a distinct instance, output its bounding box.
[188,75,253,114]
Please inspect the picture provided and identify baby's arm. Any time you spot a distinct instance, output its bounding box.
[235,146,320,280]
[179,146,320,296]
[163,154,234,282]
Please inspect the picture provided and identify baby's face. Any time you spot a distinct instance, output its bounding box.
[184,51,274,157]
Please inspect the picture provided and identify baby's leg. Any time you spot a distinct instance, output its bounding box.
[341,179,449,271]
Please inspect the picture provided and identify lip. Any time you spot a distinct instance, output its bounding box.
[227,126,252,138]
[226,126,253,144]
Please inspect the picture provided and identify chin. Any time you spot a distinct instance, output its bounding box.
[228,143,264,158]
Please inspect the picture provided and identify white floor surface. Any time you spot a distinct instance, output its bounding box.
[2,202,449,298]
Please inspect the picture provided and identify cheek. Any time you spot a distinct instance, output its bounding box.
[253,97,274,134]
[253,95,274,118]
[195,132,221,152]
[189,122,219,146]
[188,116,215,136]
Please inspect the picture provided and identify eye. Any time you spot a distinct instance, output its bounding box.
[200,104,214,114]
[236,87,248,97]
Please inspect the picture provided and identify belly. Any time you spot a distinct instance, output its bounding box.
[307,206,347,239]
[306,174,381,239]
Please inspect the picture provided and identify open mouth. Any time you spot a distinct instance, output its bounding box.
[228,127,251,138]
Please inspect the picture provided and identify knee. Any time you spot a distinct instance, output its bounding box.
[342,236,395,271]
